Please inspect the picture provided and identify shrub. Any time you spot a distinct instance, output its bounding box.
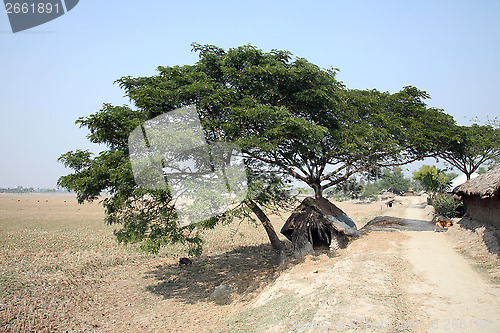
[431,193,464,218]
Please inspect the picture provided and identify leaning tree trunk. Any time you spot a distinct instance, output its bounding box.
[312,182,323,199]
[247,199,286,264]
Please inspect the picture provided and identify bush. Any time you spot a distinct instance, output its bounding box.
[431,193,464,218]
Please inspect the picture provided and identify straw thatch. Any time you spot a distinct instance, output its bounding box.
[453,165,500,199]
[453,165,500,227]
[281,197,360,257]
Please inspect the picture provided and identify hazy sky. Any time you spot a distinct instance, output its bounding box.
[1,0,499,188]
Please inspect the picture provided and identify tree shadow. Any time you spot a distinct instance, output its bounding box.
[143,243,284,305]
[454,217,500,258]
[360,215,435,233]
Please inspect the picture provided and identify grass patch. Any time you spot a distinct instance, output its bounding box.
[219,293,313,332]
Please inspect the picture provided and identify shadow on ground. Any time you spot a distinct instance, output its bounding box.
[454,217,500,258]
[361,216,435,233]
[144,244,283,305]
[358,200,436,233]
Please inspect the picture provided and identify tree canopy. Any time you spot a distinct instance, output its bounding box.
[58,43,458,255]
[379,167,411,194]
[438,124,500,179]
[58,104,293,256]
[116,43,456,198]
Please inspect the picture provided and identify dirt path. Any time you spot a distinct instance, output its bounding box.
[220,196,500,332]
[402,196,500,332]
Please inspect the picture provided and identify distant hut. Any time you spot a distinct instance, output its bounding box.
[281,197,360,257]
[453,166,500,227]
[381,191,395,200]
[404,188,415,196]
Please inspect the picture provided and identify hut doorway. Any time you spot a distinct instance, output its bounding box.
[310,226,331,250]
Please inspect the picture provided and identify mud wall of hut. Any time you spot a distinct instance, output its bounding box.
[463,196,500,227]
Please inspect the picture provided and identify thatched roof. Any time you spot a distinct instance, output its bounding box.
[453,165,500,198]
[449,173,479,191]
[280,197,360,241]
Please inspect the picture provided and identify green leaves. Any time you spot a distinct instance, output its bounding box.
[412,165,455,196]
[379,167,411,193]
[57,150,132,203]
[58,43,464,254]
[57,149,92,172]
[76,104,146,151]
[431,193,463,218]
[438,124,500,178]
[111,44,460,197]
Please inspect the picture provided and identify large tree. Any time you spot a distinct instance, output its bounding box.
[118,44,455,199]
[59,43,455,255]
[438,124,500,179]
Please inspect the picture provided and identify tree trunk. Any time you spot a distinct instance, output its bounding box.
[312,182,323,199]
[247,199,285,262]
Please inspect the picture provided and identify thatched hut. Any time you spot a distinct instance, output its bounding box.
[381,191,395,200]
[281,197,360,257]
[453,165,500,227]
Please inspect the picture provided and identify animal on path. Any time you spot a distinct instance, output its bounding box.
[178,257,192,266]
[386,199,402,208]
[435,218,453,232]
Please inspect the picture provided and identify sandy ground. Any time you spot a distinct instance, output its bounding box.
[403,197,500,332]
[223,196,500,332]
[2,194,499,332]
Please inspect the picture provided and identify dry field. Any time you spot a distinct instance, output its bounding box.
[2,194,499,332]
[0,193,385,332]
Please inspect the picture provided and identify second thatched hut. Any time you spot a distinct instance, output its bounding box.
[453,165,500,227]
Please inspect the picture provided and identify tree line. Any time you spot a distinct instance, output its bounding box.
[0,187,62,193]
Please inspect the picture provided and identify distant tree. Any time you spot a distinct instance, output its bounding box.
[438,124,500,179]
[412,165,456,198]
[410,179,424,193]
[332,177,364,200]
[0,186,34,193]
[476,167,488,174]
[379,167,411,194]
[360,182,380,199]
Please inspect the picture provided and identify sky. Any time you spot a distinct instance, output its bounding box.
[1,0,499,188]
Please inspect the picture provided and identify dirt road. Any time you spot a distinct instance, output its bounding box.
[220,196,500,332]
[403,197,500,333]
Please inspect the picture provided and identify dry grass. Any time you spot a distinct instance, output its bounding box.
[0,194,288,331]
[0,194,154,331]
[0,193,384,332]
